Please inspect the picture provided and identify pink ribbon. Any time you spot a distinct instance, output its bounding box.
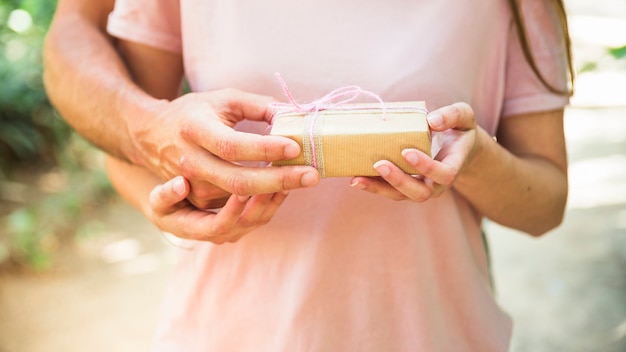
[270,73,388,171]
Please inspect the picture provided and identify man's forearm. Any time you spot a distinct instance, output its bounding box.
[43,1,157,164]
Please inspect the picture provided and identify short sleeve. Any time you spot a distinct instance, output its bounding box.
[107,0,182,53]
[502,0,570,117]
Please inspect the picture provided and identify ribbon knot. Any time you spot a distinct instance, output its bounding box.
[270,73,387,120]
[270,73,389,172]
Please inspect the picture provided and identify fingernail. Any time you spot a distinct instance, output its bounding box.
[172,176,185,195]
[349,181,366,190]
[237,195,250,203]
[301,171,318,187]
[402,150,419,165]
[284,143,300,159]
[427,113,443,129]
[373,161,391,177]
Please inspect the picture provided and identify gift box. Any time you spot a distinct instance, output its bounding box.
[269,101,431,177]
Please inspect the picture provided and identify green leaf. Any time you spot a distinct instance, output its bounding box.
[608,45,626,59]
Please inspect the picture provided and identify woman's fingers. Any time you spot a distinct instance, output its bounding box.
[225,191,289,243]
[350,102,479,203]
[150,185,288,244]
[401,149,458,187]
[149,176,189,214]
[427,102,475,132]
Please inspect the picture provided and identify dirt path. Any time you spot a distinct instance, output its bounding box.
[0,201,177,352]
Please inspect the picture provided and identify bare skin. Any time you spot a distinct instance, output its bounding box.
[45,1,568,241]
[103,39,302,243]
[351,103,568,236]
[43,0,320,210]
[112,38,567,241]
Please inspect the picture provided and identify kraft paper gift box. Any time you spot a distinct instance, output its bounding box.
[269,101,431,177]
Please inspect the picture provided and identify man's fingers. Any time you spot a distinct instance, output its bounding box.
[181,89,299,162]
[218,89,277,124]
[183,120,301,162]
[179,152,320,196]
[185,179,231,209]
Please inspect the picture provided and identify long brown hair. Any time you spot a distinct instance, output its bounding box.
[508,0,575,96]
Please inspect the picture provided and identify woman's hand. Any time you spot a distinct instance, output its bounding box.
[149,175,288,244]
[350,102,480,202]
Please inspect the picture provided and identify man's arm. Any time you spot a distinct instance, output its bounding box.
[43,0,150,162]
[43,0,320,208]
[105,39,290,242]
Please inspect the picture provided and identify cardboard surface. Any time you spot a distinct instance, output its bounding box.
[270,101,431,177]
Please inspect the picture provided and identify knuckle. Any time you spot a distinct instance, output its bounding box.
[188,197,216,210]
[190,186,212,201]
[264,143,272,162]
[392,195,408,202]
[208,223,231,237]
[179,119,195,140]
[280,172,290,192]
[215,88,238,108]
[228,233,247,243]
[255,215,272,226]
[409,191,431,203]
[456,102,473,115]
[442,167,459,186]
[221,87,239,97]
[179,156,198,179]
[226,173,252,196]
[420,162,436,176]
[216,139,238,160]
[448,105,462,121]
[237,219,251,228]
[190,183,221,201]
[237,218,255,228]
[181,230,200,241]
[210,237,227,245]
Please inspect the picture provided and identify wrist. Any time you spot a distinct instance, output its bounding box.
[117,81,168,168]
[455,128,503,188]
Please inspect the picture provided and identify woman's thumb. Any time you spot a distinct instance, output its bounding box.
[149,176,189,213]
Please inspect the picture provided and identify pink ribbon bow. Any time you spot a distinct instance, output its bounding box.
[270,73,387,170]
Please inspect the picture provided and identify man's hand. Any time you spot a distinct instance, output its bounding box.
[133,89,320,208]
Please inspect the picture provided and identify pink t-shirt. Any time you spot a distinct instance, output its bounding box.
[108,1,569,351]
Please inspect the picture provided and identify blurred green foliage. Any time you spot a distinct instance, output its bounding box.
[0,0,113,270]
[579,43,626,74]
[0,0,64,174]
[3,167,113,270]
[608,45,626,60]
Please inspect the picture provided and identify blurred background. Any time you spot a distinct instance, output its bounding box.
[0,0,625,351]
